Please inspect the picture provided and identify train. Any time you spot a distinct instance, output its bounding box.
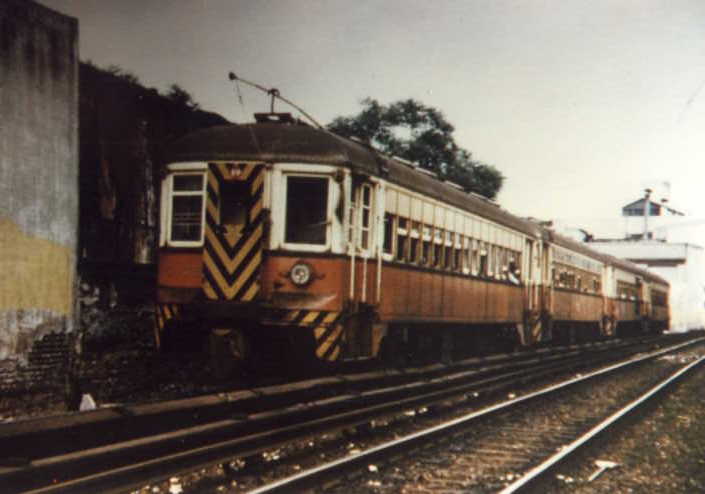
[154,111,669,375]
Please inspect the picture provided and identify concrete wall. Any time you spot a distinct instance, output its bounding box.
[0,1,78,383]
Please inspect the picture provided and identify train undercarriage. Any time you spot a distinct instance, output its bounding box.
[156,301,665,380]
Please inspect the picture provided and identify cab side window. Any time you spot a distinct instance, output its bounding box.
[169,173,206,245]
[285,176,329,245]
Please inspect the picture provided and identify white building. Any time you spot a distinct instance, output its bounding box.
[621,197,684,241]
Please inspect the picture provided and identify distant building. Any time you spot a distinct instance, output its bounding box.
[622,196,684,242]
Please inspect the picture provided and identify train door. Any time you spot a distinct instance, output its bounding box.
[521,236,548,345]
[346,177,385,358]
[202,162,265,376]
[521,238,537,344]
[601,265,616,337]
[346,178,371,356]
[202,162,265,302]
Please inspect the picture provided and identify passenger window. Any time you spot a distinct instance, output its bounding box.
[472,240,480,276]
[508,256,520,284]
[479,245,488,277]
[444,232,453,270]
[285,176,329,245]
[396,218,408,261]
[453,234,462,272]
[502,249,509,279]
[170,173,205,243]
[487,245,495,277]
[496,247,504,279]
[409,222,420,263]
[383,213,394,255]
[422,225,432,265]
[220,179,249,232]
[462,237,471,274]
[433,229,443,268]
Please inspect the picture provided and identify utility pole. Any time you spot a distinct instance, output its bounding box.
[643,188,652,240]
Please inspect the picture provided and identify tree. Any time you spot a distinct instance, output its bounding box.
[165,84,200,110]
[328,98,504,199]
[104,64,141,85]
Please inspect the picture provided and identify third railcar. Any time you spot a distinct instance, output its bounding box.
[154,113,669,370]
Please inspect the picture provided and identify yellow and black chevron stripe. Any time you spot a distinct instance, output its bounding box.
[314,317,345,361]
[264,309,345,361]
[154,303,180,349]
[203,163,264,301]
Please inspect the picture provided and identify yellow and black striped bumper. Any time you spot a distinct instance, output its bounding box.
[264,309,346,362]
[154,303,181,349]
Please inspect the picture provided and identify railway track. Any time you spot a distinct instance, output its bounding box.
[0,333,696,493]
[255,336,704,494]
[500,353,705,493]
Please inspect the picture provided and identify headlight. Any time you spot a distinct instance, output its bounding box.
[290,262,313,286]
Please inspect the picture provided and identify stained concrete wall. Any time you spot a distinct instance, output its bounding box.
[0,1,78,377]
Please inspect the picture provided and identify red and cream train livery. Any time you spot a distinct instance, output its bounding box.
[155,113,669,368]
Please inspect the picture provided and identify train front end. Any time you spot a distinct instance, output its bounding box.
[155,116,366,372]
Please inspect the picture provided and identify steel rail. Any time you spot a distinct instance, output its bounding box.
[0,338,605,450]
[0,334,683,494]
[499,353,705,493]
[0,346,562,461]
[1,338,648,494]
[246,337,705,494]
[5,349,587,493]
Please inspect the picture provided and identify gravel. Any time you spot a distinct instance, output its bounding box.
[535,350,705,493]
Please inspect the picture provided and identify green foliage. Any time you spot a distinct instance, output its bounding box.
[328,98,503,199]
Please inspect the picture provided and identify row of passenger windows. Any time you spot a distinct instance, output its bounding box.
[552,262,602,294]
[382,213,522,282]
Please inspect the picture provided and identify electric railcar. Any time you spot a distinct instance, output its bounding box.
[154,112,669,372]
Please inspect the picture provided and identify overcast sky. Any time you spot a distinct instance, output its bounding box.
[42,0,705,241]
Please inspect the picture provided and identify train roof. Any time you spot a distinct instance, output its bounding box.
[166,122,382,174]
[166,122,540,237]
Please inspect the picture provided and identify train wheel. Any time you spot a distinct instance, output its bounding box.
[378,333,407,367]
[209,328,249,380]
[284,328,320,374]
[160,319,207,353]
